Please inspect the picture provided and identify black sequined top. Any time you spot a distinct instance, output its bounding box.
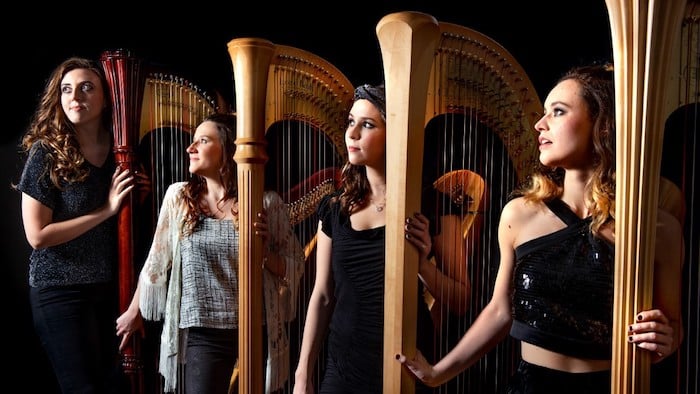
[17,142,117,288]
[510,199,614,360]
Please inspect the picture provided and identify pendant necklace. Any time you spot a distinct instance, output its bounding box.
[370,198,386,212]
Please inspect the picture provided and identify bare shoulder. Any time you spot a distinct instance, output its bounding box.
[499,197,549,247]
[500,197,545,228]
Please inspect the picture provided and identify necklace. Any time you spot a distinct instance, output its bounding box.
[370,198,386,212]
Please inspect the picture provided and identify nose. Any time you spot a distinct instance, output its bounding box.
[69,88,84,101]
[534,114,547,133]
[346,124,360,140]
[187,141,198,152]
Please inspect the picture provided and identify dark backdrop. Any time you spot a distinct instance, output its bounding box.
[1,1,613,391]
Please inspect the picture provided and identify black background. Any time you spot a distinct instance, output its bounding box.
[2,2,613,391]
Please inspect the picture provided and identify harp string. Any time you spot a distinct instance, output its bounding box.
[138,69,218,394]
[271,57,349,394]
[428,23,540,394]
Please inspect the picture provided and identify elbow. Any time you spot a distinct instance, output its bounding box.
[25,233,47,249]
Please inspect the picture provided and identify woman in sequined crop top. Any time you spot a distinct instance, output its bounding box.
[116,113,304,393]
[397,64,684,393]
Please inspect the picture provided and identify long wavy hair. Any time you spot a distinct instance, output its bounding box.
[181,113,238,236]
[518,64,616,235]
[338,84,386,216]
[19,57,112,189]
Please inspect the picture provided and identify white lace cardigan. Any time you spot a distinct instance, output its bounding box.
[137,182,305,392]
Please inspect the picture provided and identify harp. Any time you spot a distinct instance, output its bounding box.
[606,1,698,393]
[100,49,220,393]
[226,38,353,393]
[376,11,542,393]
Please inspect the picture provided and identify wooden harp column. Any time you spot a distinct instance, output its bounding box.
[227,38,353,394]
[604,1,688,393]
[376,12,441,394]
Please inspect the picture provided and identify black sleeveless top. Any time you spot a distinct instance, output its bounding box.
[510,199,614,360]
[318,192,435,392]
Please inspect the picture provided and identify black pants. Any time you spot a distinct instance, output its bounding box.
[184,327,238,394]
[507,359,611,394]
[30,283,120,394]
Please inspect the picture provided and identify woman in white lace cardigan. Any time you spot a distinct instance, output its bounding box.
[116,113,304,393]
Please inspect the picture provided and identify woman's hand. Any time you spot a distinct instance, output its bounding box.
[116,307,145,352]
[254,211,286,278]
[396,350,440,387]
[292,377,314,394]
[106,167,135,216]
[405,212,432,260]
[628,309,675,363]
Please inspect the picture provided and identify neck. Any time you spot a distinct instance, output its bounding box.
[562,169,593,218]
[74,122,106,147]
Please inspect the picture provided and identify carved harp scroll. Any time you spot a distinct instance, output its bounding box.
[604,1,688,393]
[227,38,354,393]
[378,11,544,393]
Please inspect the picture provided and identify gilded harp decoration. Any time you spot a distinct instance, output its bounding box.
[227,38,352,394]
[377,11,542,393]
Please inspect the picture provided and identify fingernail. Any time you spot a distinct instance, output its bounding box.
[395,354,400,360]
[637,314,643,321]
[628,336,633,342]
[405,234,410,240]
[628,325,633,332]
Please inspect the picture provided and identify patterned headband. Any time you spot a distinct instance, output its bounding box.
[353,84,386,120]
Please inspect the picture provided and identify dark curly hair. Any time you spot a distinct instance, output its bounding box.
[19,57,112,189]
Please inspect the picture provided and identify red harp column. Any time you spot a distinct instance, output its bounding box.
[100,49,147,394]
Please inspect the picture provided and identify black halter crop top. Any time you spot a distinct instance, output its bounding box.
[510,199,615,360]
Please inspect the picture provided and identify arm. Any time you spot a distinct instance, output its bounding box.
[407,213,471,316]
[628,208,684,362]
[399,201,518,387]
[115,281,145,351]
[21,167,134,249]
[115,183,181,350]
[293,224,335,394]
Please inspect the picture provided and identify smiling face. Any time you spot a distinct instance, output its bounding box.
[345,98,386,169]
[187,120,224,178]
[534,78,595,170]
[60,68,106,129]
